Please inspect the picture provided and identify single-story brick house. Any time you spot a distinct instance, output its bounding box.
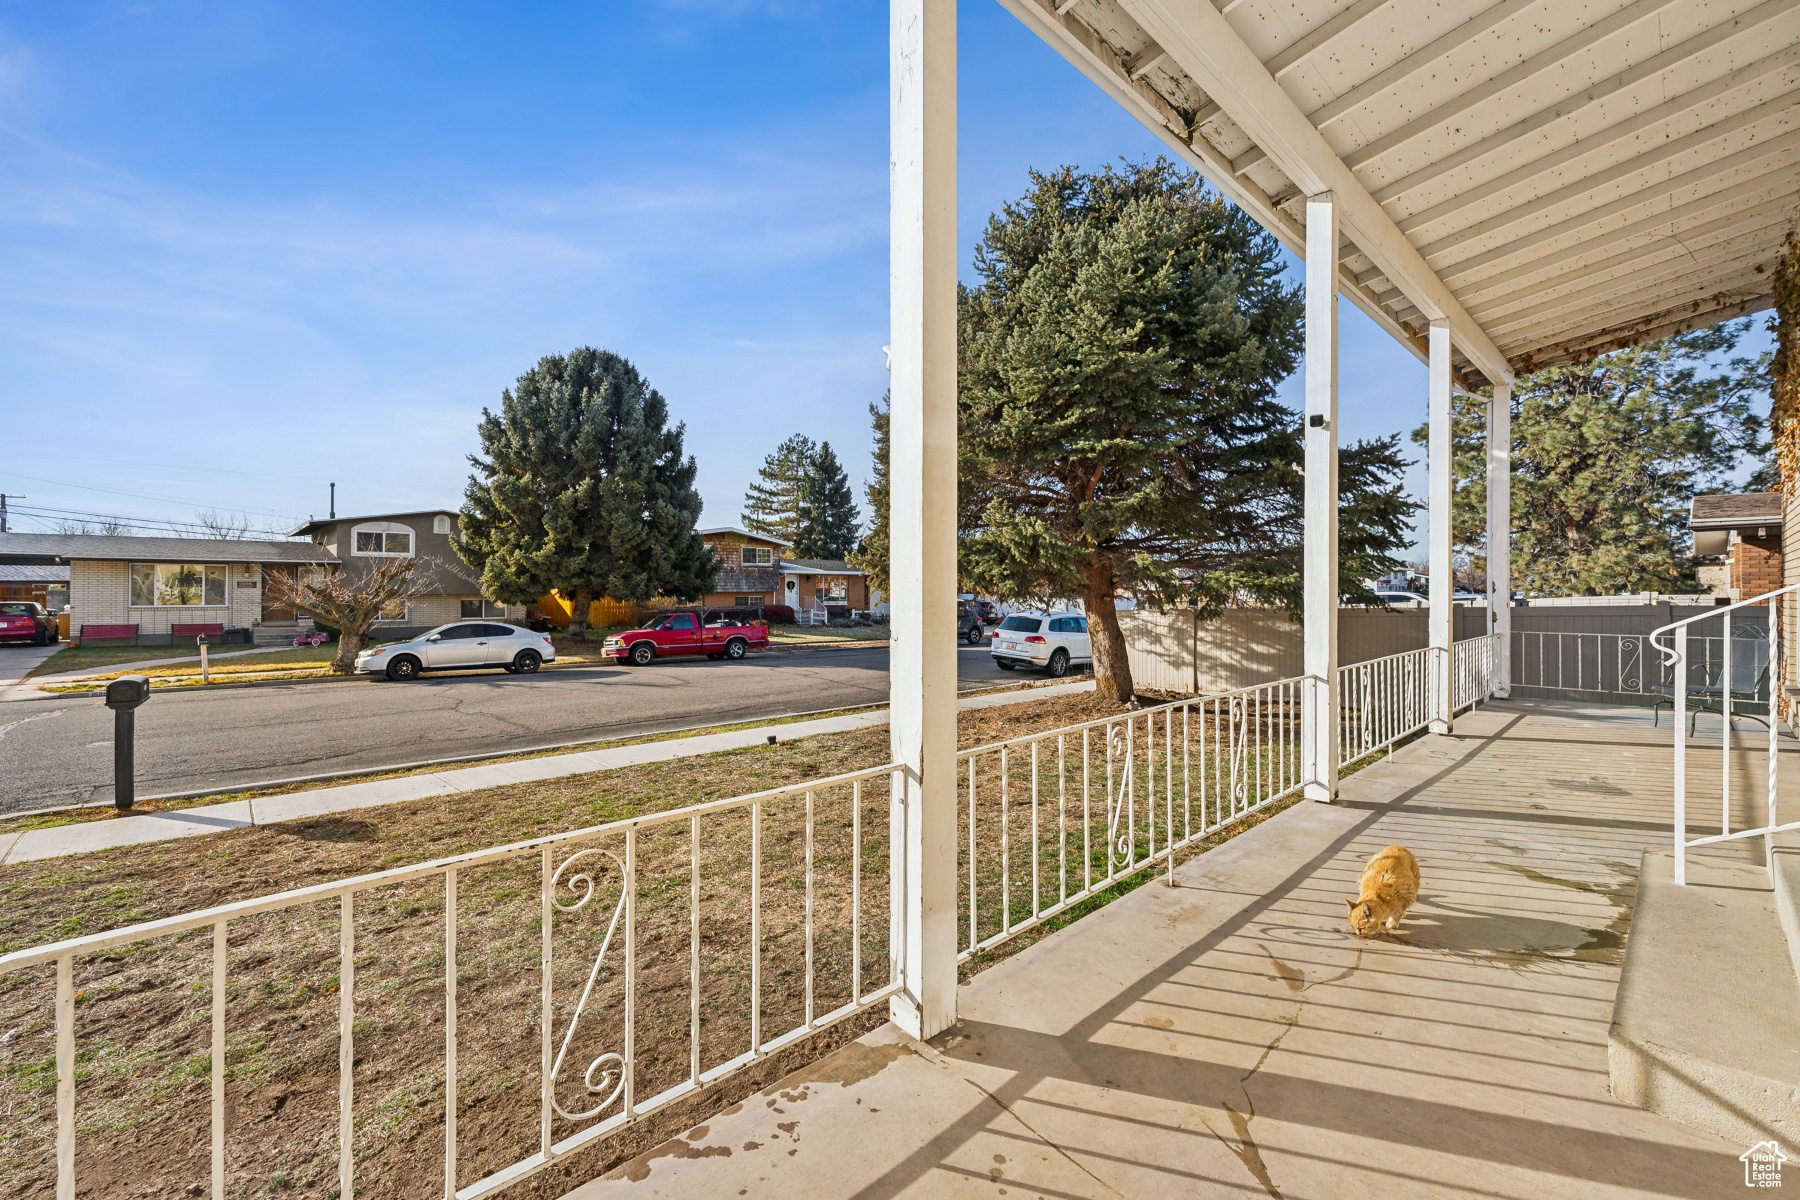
[0,532,334,644]
[289,509,526,637]
[781,559,872,617]
[1691,492,1782,601]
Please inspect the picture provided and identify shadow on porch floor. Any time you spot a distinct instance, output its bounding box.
[566,699,1780,1199]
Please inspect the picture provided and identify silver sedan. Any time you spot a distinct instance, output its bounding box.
[355,621,557,681]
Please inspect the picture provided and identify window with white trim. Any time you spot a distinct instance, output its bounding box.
[130,563,227,607]
[434,515,452,535]
[351,522,415,556]
[740,546,772,566]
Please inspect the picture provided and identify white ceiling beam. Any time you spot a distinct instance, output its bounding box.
[1131,48,1171,80]
[1394,47,1800,233]
[1304,0,1539,132]
[1264,0,1392,80]
[1513,294,1773,371]
[1369,0,1798,208]
[1485,244,1782,339]
[1433,134,1800,285]
[1344,0,1685,172]
[1410,95,1800,255]
[1465,204,1800,319]
[1115,0,1512,384]
[1455,192,1800,308]
[994,0,1437,370]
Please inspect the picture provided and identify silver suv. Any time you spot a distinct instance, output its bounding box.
[355,622,557,681]
[991,611,1090,677]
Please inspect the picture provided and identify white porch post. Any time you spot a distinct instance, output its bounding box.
[1428,319,1454,734]
[1302,192,1340,801]
[1486,380,1511,697]
[888,0,958,1042]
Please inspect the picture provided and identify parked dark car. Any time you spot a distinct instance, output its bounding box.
[957,603,988,646]
[0,602,59,646]
[972,598,999,624]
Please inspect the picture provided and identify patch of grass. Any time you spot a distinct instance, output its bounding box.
[766,625,889,644]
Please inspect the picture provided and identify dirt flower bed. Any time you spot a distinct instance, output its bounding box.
[0,691,1130,1199]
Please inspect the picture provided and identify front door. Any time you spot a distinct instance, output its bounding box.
[261,567,295,622]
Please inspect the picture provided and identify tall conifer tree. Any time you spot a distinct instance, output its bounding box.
[849,396,890,593]
[455,348,715,635]
[796,441,860,559]
[742,434,817,546]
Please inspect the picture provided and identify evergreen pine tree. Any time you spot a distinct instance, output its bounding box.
[742,434,817,546]
[454,348,716,636]
[958,160,1416,704]
[849,396,889,592]
[795,441,860,559]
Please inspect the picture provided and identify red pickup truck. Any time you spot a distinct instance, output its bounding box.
[600,609,771,666]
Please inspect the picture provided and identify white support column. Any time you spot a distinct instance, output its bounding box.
[1486,380,1511,698]
[887,0,958,1043]
[1428,320,1454,734]
[1302,192,1340,802]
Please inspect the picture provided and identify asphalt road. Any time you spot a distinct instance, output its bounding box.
[0,645,1037,815]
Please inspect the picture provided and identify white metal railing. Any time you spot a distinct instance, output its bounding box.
[955,678,1305,958]
[1451,634,1503,712]
[1337,646,1431,767]
[0,763,902,1200]
[1513,628,1744,705]
[1652,585,1796,885]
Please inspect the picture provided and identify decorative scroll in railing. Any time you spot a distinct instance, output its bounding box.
[0,764,901,1200]
[1336,646,1430,768]
[1652,587,1798,886]
[955,678,1304,959]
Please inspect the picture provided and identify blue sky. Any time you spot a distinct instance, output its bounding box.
[0,1,1770,548]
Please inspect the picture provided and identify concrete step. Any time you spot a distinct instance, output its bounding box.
[1609,849,1800,1145]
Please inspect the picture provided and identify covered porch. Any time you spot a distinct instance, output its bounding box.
[579,698,1795,1198]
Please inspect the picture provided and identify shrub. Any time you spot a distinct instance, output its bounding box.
[762,604,796,625]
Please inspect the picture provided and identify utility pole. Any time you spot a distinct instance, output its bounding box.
[0,494,21,533]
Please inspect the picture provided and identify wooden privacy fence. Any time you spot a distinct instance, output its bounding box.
[1119,606,1488,695]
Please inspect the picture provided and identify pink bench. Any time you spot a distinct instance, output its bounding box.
[170,623,226,640]
[78,624,139,645]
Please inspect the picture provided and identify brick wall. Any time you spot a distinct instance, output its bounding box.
[1730,535,1783,599]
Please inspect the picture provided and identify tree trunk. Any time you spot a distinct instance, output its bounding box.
[331,628,366,675]
[1082,562,1135,706]
[567,586,596,638]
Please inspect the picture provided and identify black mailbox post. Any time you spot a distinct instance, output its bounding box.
[104,675,150,811]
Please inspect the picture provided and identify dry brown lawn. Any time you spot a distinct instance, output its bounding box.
[0,692,1157,1199]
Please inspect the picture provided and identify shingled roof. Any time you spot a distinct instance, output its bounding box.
[1690,493,1783,529]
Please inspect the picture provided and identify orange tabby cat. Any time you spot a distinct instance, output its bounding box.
[1346,845,1419,937]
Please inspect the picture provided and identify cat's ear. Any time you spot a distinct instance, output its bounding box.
[1346,899,1358,911]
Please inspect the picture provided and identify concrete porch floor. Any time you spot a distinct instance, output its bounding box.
[569,699,1788,1199]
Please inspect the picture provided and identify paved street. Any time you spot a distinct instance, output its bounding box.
[0,645,1037,814]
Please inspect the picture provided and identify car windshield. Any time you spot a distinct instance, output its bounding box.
[999,616,1042,633]
[0,603,39,615]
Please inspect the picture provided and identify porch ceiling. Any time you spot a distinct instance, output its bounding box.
[999,0,1800,387]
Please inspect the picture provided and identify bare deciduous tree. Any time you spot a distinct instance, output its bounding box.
[193,510,252,539]
[265,557,442,673]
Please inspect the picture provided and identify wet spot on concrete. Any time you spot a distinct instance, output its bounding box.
[621,1138,733,1182]
[994,1154,1007,1164]
[798,1040,911,1087]
[1256,944,1306,993]
[1144,1015,1174,1029]
[777,1120,799,1135]
[1547,776,1629,796]
[742,1141,762,1151]
[990,1166,1005,1179]
[685,1125,709,1142]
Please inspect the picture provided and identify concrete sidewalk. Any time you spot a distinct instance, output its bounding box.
[572,700,1754,1200]
[0,679,1093,866]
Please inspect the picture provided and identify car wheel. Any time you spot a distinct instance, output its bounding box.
[1046,649,1070,678]
[996,659,1016,671]
[513,649,542,674]
[629,641,655,666]
[32,629,47,646]
[965,625,982,645]
[725,638,748,660]
[386,655,422,681]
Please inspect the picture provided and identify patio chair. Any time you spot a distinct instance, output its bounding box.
[1653,655,1770,734]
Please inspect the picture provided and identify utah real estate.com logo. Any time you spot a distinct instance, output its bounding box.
[1743,1141,1788,1188]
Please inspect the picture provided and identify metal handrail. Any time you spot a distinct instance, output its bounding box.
[1650,584,1799,885]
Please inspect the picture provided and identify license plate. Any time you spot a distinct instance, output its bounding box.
[1003,641,1017,651]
